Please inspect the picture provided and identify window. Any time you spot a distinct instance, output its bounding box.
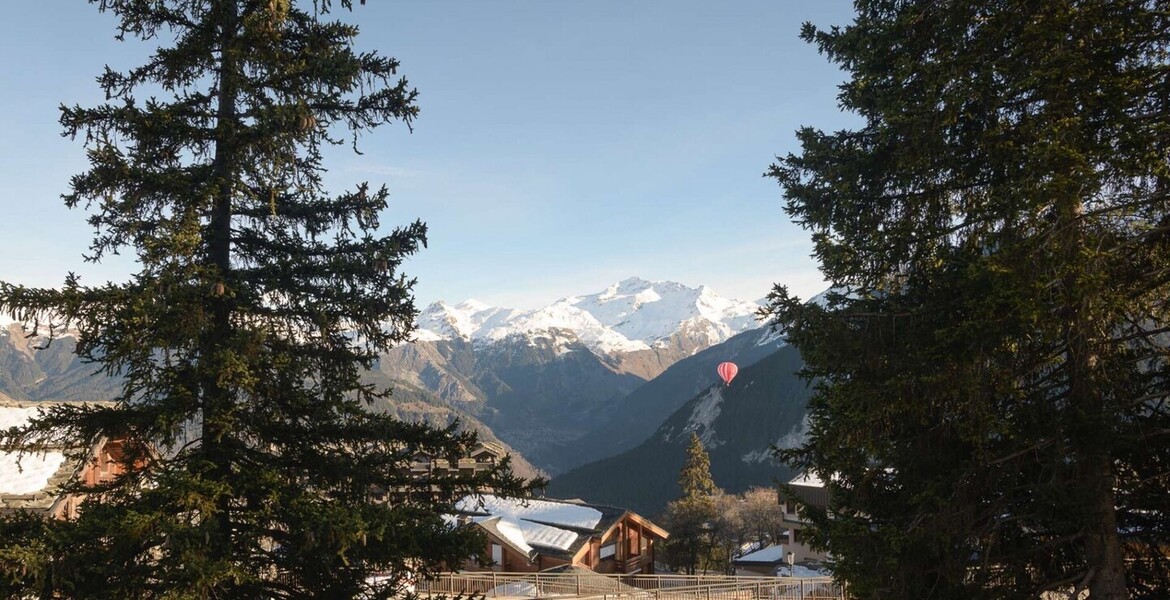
[600,542,617,560]
[491,543,503,567]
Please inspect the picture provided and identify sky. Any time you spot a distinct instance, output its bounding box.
[0,1,859,311]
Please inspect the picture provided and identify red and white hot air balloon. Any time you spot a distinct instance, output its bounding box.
[717,361,738,386]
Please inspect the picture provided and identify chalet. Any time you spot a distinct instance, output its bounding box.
[453,494,669,574]
[779,471,830,563]
[0,402,129,520]
[409,440,507,478]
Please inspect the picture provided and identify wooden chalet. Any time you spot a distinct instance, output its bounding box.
[409,440,507,478]
[0,402,129,520]
[454,494,669,574]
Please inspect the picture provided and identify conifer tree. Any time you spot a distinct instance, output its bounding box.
[0,1,530,598]
[767,2,1170,599]
[663,433,719,575]
[679,432,718,500]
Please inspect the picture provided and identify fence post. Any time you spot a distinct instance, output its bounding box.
[799,580,804,600]
[576,573,582,596]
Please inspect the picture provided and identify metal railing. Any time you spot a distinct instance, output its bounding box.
[416,572,845,600]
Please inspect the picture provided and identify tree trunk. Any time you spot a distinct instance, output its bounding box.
[1060,195,1129,599]
[204,0,240,559]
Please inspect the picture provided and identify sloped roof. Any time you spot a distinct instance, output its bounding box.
[783,471,830,509]
[733,544,787,566]
[455,494,648,560]
[0,403,82,512]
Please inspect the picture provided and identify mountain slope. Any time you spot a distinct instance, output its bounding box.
[375,278,769,473]
[0,323,123,401]
[530,326,785,474]
[545,344,811,516]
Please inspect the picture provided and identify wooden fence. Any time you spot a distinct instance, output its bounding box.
[416,572,845,600]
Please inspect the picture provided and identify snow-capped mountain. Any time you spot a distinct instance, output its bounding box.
[413,277,762,356]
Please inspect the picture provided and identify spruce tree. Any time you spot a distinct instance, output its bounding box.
[0,1,530,598]
[663,433,719,575]
[679,432,718,500]
[767,1,1170,599]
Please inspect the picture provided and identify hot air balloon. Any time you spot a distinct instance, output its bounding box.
[717,361,738,386]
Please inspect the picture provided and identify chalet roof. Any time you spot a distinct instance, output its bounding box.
[782,470,829,509]
[732,544,787,566]
[0,403,82,513]
[454,494,662,561]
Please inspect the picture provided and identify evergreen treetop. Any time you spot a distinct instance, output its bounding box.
[768,1,1170,599]
[0,1,532,598]
[679,431,717,500]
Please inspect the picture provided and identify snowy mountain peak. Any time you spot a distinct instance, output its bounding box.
[412,278,764,356]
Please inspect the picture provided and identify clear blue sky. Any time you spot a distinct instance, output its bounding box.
[0,1,858,310]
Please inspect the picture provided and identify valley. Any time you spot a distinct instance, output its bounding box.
[0,277,812,515]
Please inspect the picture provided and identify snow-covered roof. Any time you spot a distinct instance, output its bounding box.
[0,452,68,496]
[0,404,79,511]
[457,494,617,554]
[736,544,787,564]
[457,494,603,530]
[789,471,825,488]
[474,516,535,555]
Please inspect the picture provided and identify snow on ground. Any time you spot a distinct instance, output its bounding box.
[776,565,831,578]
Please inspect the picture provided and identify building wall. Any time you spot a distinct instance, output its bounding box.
[51,438,130,520]
[780,501,829,563]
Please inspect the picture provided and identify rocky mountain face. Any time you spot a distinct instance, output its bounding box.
[545,343,812,517]
[375,278,766,473]
[0,323,122,401]
[534,325,787,474]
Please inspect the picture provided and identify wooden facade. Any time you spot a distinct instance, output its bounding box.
[461,497,669,576]
[0,402,130,520]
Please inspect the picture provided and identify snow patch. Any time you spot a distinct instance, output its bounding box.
[778,565,831,578]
